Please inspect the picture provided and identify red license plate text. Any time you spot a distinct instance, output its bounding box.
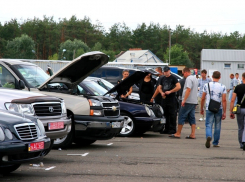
[48,122,64,130]
[28,141,44,152]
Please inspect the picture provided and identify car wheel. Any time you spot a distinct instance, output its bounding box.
[0,164,21,174]
[53,130,74,149]
[119,112,135,137]
[74,139,96,146]
[42,140,54,156]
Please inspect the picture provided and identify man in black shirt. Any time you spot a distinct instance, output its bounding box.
[230,72,245,150]
[158,66,181,134]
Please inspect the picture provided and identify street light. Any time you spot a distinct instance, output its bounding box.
[61,49,66,60]
[169,28,171,65]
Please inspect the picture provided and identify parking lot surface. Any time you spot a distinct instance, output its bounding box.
[1,113,245,182]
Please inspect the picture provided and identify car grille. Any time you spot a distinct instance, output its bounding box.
[14,123,38,140]
[102,102,120,117]
[33,103,62,117]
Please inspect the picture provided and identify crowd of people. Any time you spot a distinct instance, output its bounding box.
[120,67,245,150]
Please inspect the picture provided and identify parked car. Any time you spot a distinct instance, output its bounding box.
[79,71,165,137]
[0,52,124,148]
[0,110,50,174]
[0,88,71,155]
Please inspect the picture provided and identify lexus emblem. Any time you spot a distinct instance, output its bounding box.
[49,106,54,113]
[112,106,117,111]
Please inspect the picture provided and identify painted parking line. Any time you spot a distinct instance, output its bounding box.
[45,166,56,171]
[67,153,89,157]
[107,143,113,146]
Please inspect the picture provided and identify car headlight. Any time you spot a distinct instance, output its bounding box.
[150,109,155,117]
[90,110,103,116]
[4,129,13,140]
[37,119,45,136]
[0,127,5,141]
[5,103,35,116]
[88,99,101,106]
[158,105,164,115]
[145,106,152,116]
[61,100,67,114]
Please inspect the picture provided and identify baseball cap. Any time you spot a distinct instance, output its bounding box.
[163,66,170,72]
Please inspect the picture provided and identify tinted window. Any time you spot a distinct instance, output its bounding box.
[0,64,16,89]
[106,69,120,77]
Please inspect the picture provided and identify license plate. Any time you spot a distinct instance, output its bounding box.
[112,122,121,128]
[48,122,64,130]
[160,118,166,124]
[28,141,44,152]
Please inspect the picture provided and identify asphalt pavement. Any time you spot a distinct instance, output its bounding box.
[1,111,245,182]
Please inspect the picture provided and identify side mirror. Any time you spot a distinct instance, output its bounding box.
[19,80,25,89]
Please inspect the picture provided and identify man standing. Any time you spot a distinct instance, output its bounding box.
[230,72,245,150]
[158,66,180,134]
[228,74,235,103]
[201,71,226,148]
[150,67,164,105]
[233,73,240,106]
[198,69,211,121]
[169,68,198,139]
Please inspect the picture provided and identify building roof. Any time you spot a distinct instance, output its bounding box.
[113,50,163,63]
[201,49,245,62]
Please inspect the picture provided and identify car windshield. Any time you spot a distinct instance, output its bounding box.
[100,79,114,90]
[13,65,49,88]
[83,81,108,96]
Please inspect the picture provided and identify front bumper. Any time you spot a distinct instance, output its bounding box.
[0,137,51,164]
[134,117,165,132]
[40,116,71,139]
[74,115,124,140]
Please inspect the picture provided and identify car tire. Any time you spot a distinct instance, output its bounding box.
[74,139,96,146]
[53,130,74,149]
[119,112,135,137]
[0,164,21,174]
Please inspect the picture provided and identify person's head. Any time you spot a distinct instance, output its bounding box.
[230,73,234,79]
[242,73,245,83]
[182,68,191,78]
[201,69,207,79]
[163,66,171,77]
[235,73,239,79]
[212,71,221,80]
[155,67,163,76]
[145,73,152,79]
[122,69,129,79]
[196,75,199,79]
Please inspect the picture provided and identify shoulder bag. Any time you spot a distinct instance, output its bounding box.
[233,94,245,114]
[208,83,221,113]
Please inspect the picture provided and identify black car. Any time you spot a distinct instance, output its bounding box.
[0,110,51,174]
[79,72,165,137]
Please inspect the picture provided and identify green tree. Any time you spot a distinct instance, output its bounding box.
[59,39,90,60]
[164,44,193,67]
[48,53,59,60]
[6,34,35,59]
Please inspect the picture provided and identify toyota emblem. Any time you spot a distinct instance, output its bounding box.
[49,106,54,113]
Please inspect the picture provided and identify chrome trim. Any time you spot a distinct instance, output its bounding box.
[32,102,62,118]
[14,123,38,140]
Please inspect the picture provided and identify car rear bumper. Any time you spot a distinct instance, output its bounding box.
[74,115,124,140]
[0,137,51,164]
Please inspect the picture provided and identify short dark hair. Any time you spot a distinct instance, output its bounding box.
[156,67,162,72]
[235,73,239,75]
[201,69,207,74]
[230,73,234,76]
[183,67,190,73]
[242,73,245,79]
[122,69,129,74]
[213,71,221,79]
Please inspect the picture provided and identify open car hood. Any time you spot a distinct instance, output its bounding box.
[38,51,109,89]
[104,71,149,96]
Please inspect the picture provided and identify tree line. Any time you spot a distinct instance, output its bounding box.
[0,15,245,68]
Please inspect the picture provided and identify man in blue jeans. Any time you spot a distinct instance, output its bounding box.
[200,71,227,148]
[169,67,198,139]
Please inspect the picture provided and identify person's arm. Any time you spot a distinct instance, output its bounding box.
[125,86,133,97]
[158,85,165,97]
[230,93,237,119]
[150,85,160,102]
[222,93,226,120]
[200,92,206,115]
[165,82,181,95]
[181,87,191,106]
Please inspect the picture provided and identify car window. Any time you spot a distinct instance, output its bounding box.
[0,64,16,89]
[83,81,108,96]
[106,70,120,77]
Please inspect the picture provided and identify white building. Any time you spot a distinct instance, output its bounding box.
[114,50,163,63]
[201,49,245,88]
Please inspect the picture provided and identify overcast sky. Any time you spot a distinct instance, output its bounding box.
[1,0,245,34]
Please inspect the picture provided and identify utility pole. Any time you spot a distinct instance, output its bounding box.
[169,28,171,65]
